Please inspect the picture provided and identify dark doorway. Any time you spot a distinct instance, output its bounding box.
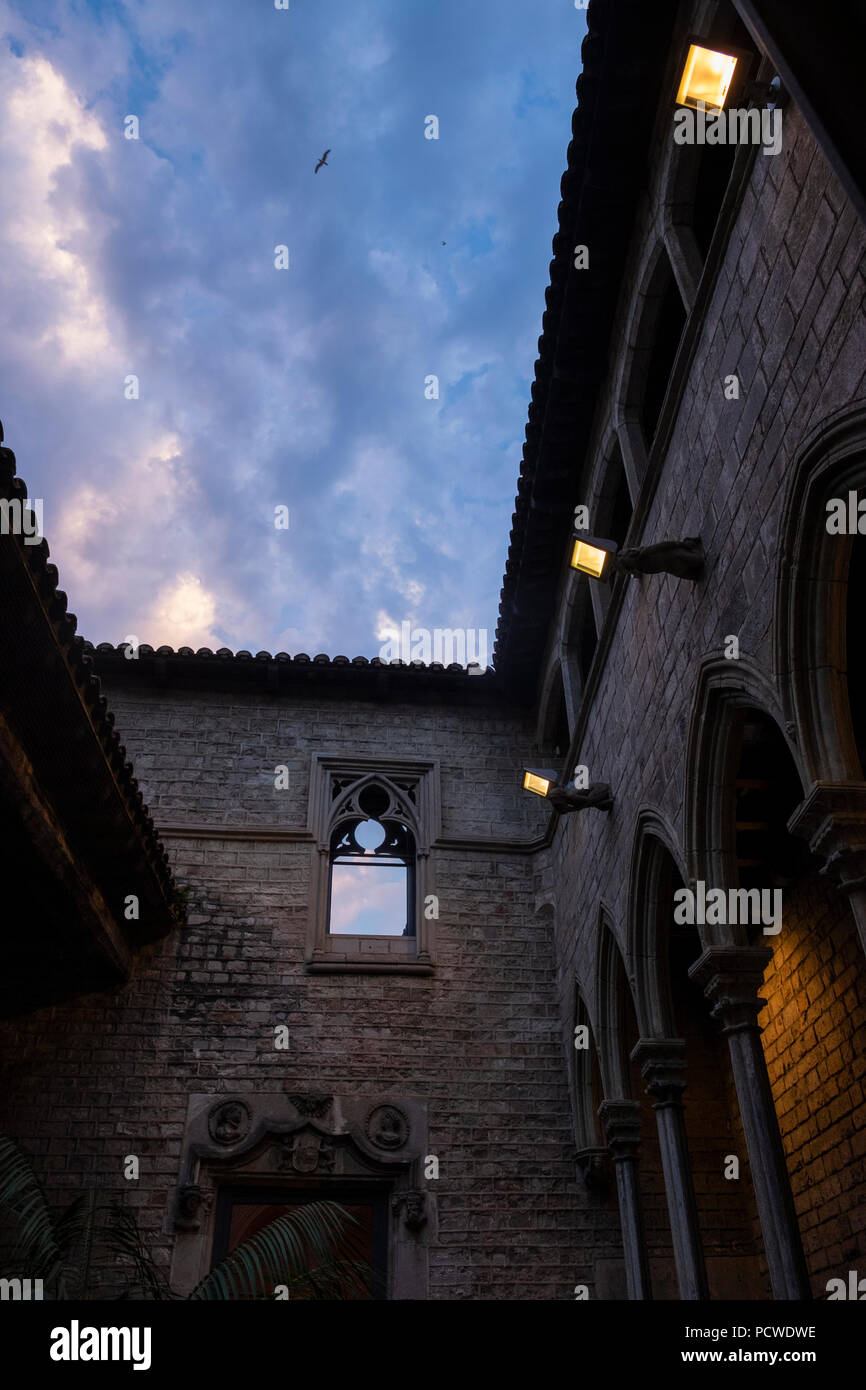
[212,1185,389,1299]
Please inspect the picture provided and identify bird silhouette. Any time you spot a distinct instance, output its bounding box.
[314,149,331,173]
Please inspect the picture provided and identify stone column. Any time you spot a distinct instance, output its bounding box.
[788,781,866,964]
[689,947,811,1300]
[631,1038,709,1301]
[598,1099,652,1300]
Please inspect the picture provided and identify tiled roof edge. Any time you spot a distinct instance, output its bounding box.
[0,433,181,916]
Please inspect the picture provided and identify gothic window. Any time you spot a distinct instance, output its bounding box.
[567,581,598,694]
[639,255,687,450]
[596,445,633,549]
[328,783,416,937]
[306,756,439,973]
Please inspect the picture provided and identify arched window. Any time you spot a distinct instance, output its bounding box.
[327,782,416,937]
[571,989,604,1151]
[640,256,687,450]
[846,532,866,776]
[596,443,634,549]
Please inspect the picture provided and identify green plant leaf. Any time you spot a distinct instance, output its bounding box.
[0,1135,64,1283]
[189,1201,370,1301]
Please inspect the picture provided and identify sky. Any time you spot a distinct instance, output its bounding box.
[0,0,587,660]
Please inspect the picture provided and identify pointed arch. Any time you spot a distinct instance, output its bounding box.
[775,399,866,783]
[615,238,687,458]
[683,656,802,927]
[626,809,688,1036]
[570,983,605,1151]
[594,910,639,1100]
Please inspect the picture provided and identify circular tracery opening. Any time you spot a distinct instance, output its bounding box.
[355,819,387,852]
[358,784,390,819]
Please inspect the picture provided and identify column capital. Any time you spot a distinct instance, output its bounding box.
[688,946,771,1035]
[598,1099,642,1161]
[574,1146,612,1193]
[788,781,866,895]
[630,1038,687,1108]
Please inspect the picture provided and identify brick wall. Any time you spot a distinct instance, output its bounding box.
[0,684,620,1299]
[759,871,866,1293]
[538,102,866,1291]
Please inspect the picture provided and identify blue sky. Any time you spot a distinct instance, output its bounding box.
[0,0,587,659]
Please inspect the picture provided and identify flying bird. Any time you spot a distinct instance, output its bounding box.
[314,149,331,173]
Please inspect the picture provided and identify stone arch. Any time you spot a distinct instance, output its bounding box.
[570,981,604,1152]
[775,398,866,784]
[683,672,858,1298]
[535,652,570,756]
[626,808,689,1036]
[594,911,639,1101]
[683,656,800,939]
[614,237,688,459]
[328,771,423,850]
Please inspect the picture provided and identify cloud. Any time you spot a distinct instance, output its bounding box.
[142,572,220,650]
[1,53,111,363]
[0,0,586,658]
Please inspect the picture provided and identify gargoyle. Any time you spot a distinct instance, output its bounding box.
[615,537,704,580]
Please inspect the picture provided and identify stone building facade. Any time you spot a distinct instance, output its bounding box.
[1,0,865,1300]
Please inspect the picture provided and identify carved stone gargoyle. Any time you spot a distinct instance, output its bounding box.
[545,782,613,814]
[174,1184,209,1233]
[392,1190,427,1232]
[615,537,705,581]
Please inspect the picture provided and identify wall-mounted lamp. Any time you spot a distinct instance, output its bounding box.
[570,534,618,580]
[523,769,613,814]
[676,41,741,112]
[571,531,705,582]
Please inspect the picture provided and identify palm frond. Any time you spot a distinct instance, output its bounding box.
[101,1204,175,1301]
[53,1192,98,1300]
[0,1134,64,1282]
[189,1200,369,1301]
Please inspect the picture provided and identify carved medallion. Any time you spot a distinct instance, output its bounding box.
[365,1104,409,1151]
[208,1099,251,1147]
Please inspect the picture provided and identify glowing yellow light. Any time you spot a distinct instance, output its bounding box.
[571,539,608,579]
[676,44,738,111]
[524,772,552,797]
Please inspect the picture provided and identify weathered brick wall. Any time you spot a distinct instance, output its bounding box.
[538,101,866,1291]
[0,684,620,1299]
[758,872,866,1293]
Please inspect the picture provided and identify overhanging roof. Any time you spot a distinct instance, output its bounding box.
[0,430,182,1016]
[493,0,678,701]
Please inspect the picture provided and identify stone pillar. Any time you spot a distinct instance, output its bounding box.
[631,1038,709,1301]
[598,1099,652,1300]
[689,947,811,1301]
[788,781,866,963]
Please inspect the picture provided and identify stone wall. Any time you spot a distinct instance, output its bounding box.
[0,683,620,1299]
[537,99,866,1295]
